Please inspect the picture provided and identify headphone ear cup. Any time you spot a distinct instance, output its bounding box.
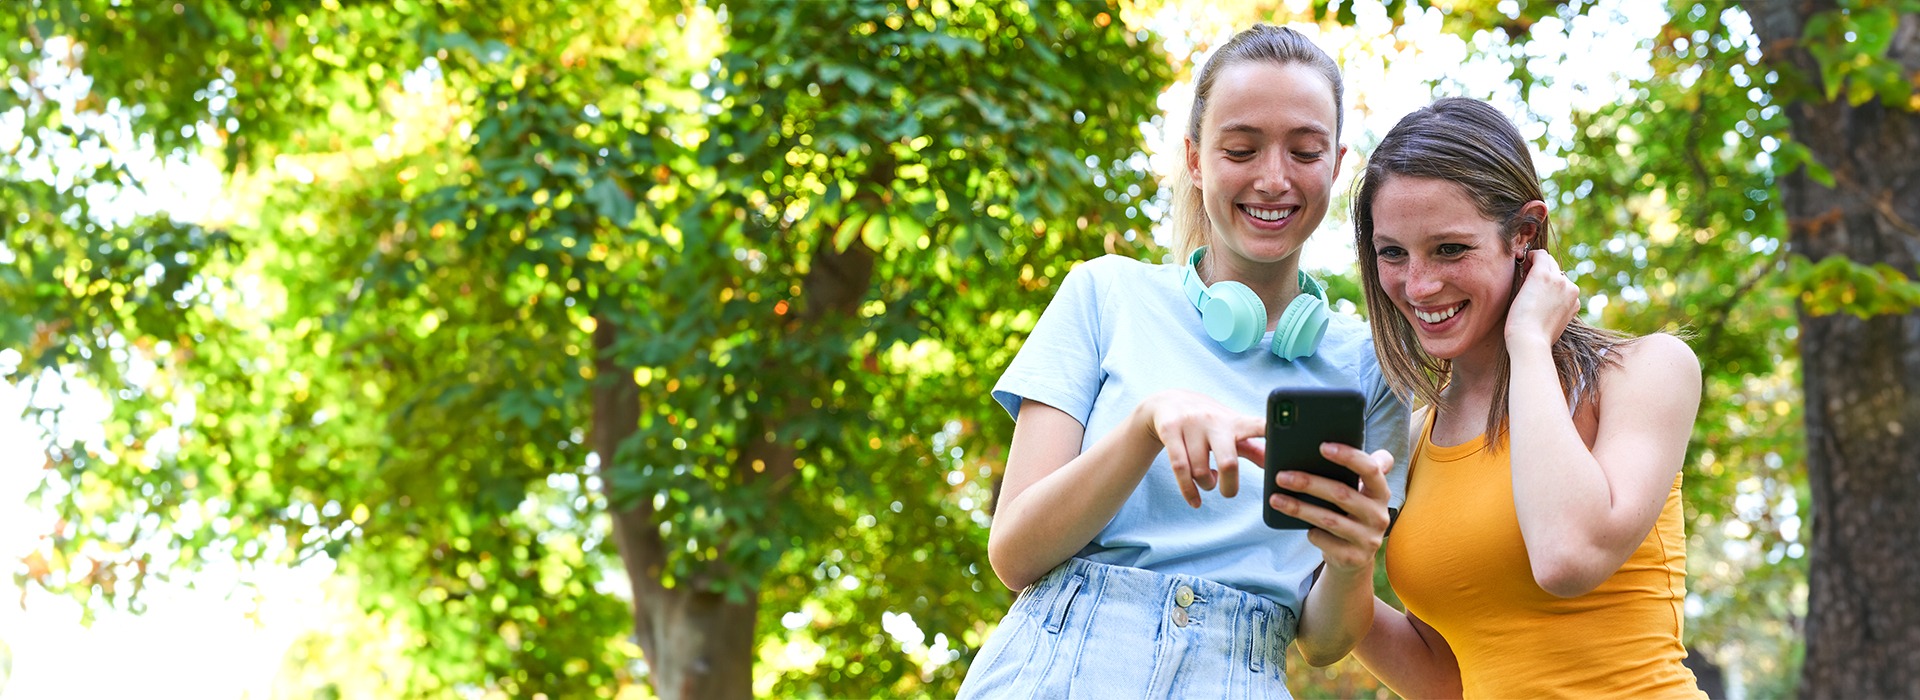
[1271,292,1330,361]
[1200,281,1267,353]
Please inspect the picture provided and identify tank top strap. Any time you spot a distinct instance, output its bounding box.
[1411,406,1438,466]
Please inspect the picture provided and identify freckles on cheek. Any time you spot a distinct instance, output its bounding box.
[1378,269,1405,297]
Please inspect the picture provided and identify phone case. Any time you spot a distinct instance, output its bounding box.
[1264,387,1366,530]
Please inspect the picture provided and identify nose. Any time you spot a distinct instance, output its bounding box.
[1403,260,1444,300]
[1254,149,1292,196]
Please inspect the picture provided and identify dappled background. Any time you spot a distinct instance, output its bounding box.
[5,0,1917,698]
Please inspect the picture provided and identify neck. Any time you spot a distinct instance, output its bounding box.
[1439,339,1508,412]
[1200,248,1304,326]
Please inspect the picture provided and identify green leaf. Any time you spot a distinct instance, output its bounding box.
[859,212,892,250]
[586,178,635,224]
[842,66,879,96]
[1852,8,1898,55]
[835,213,868,251]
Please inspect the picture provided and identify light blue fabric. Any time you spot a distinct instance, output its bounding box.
[957,557,1298,699]
[989,254,1411,619]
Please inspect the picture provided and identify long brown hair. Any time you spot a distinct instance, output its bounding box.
[1170,25,1343,260]
[1353,97,1629,442]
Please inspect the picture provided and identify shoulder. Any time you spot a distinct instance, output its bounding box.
[1072,253,1160,277]
[1598,333,1701,409]
[1609,333,1699,383]
[1324,311,1373,345]
[1315,310,1384,372]
[1070,253,1188,300]
[1055,254,1163,293]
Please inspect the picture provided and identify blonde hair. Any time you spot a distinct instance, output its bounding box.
[1352,97,1630,442]
[1170,25,1344,261]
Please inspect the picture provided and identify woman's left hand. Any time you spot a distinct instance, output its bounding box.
[1506,249,1580,349]
[1264,443,1395,573]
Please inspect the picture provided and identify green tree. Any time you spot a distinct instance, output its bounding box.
[1743,1,1920,695]
[2,0,1170,696]
[16,0,1916,696]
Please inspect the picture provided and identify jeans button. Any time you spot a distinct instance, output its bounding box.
[1175,584,1194,608]
[1172,607,1190,627]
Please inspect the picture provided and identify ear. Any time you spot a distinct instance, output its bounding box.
[1333,143,1349,177]
[1185,135,1204,190]
[1511,199,1550,256]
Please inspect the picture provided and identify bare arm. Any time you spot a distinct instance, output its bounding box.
[1505,252,1703,597]
[1354,600,1463,698]
[1268,443,1395,665]
[988,390,1264,591]
[1352,405,1462,696]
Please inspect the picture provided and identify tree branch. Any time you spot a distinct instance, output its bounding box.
[1698,250,1787,353]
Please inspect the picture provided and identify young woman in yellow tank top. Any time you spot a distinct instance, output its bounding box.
[1263,97,1706,697]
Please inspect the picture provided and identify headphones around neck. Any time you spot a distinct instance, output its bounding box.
[1180,247,1330,360]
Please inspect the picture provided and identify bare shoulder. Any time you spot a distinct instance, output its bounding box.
[1619,333,1699,379]
[1600,333,1702,408]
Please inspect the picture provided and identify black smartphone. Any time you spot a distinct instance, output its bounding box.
[1264,387,1365,530]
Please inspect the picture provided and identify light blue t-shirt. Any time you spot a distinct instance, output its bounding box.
[992,254,1411,615]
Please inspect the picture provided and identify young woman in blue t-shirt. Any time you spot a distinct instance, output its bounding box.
[957,25,1411,698]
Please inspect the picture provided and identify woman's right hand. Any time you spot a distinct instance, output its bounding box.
[1136,389,1266,508]
[1506,249,1580,349]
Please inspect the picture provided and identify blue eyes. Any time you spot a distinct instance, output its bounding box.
[1374,244,1472,260]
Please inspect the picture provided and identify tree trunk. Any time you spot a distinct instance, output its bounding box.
[593,316,759,700]
[590,225,877,697]
[1752,4,1920,697]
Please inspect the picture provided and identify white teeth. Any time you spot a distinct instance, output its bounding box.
[1245,205,1294,222]
[1415,304,1462,324]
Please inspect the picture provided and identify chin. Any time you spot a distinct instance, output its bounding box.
[1415,339,1464,361]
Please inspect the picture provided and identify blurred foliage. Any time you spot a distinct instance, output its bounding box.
[3,0,1168,696]
[5,0,1910,697]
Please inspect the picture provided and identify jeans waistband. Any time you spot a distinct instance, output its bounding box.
[1025,557,1299,656]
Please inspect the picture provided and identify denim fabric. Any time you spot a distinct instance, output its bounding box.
[958,558,1298,699]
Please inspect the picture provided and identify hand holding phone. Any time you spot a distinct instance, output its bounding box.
[1263,388,1364,530]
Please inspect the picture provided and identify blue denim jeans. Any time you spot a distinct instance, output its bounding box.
[957,558,1298,699]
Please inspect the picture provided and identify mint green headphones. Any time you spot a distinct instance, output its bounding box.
[1181,247,1330,360]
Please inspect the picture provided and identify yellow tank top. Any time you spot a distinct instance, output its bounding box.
[1383,412,1704,698]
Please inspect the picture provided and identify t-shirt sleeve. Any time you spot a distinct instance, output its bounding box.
[1362,357,1413,512]
[991,261,1108,426]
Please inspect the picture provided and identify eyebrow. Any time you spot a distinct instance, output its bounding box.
[1372,231,1481,246]
[1216,122,1333,139]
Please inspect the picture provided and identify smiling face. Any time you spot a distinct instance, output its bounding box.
[1184,61,1345,273]
[1369,175,1532,366]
